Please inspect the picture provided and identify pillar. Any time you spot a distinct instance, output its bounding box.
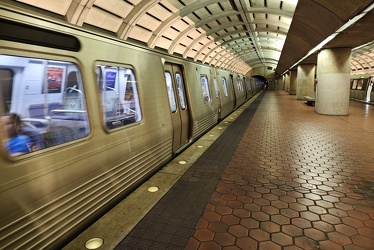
[315,48,351,115]
[285,72,290,92]
[289,69,297,95]
[296,64,315,100]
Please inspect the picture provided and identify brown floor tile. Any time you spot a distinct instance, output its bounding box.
[272,232,293,246]
[249,228,270,241]
[335,224,359,237]
[228,225,248,237]
[328,232,352,245]
[260,221,281,233]
[208,221,229,233]
[236,237,258,250]
[185,92,374,250]
[282,224,303,237]
[213,232,235,246]
[194,229,214,242]
[304,228,327,241]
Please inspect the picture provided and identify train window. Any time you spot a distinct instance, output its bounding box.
[352,79,358,89]
[96,65,142,130]
[240,79,244,92]
[175,72,187,110]
[357,79,364,90]
[222,77,228,97]
[200,75,211,103]
[165,71,177,112]
[0,54,90,157]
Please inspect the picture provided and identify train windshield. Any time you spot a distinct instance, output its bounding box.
[0,54,90,157]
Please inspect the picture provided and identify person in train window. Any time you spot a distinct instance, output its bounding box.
[1,113,30,156]
[124,86,134,101]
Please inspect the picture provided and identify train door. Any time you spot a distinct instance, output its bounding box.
[366,77,374,102]
[213,77,221,116]
[229,74,236,109]
[164,63,190,152]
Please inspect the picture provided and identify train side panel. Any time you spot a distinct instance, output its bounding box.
[0,9,174,250]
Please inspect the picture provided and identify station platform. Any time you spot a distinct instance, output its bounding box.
[64,91,374,250]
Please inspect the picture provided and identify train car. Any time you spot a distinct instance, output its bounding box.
[0,4,260,249]
[350,75,374,102]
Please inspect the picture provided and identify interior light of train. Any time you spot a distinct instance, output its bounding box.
[178,160,187,164]
[147,187,159,193]
[85,238,104,249]
[196,145,204,148]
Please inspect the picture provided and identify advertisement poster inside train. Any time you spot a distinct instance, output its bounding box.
[105,71,117,89]
[46,67,63,93]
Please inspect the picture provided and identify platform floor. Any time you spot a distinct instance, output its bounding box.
[65,91,374,250]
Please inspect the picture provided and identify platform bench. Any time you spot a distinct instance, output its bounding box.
[304,92,316,106]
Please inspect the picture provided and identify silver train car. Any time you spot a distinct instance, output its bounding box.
[0,5,263,249]
[350,75,374,102]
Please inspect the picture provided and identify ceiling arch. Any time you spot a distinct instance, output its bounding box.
[8,0,374,76]
[11,0,300,75]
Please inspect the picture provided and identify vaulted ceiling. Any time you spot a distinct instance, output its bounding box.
[3,0,374,77]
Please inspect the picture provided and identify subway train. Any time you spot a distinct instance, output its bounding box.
[0,5,263,250]
[350,75,374,102]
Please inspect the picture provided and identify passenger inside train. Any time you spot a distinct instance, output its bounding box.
[1,113,30,156]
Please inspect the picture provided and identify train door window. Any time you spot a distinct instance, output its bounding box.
[236,79,241,92]
[96,65,142,130]
[175,72,186,110]
[240,79,244,92]
[0,54,90,156]
[201,75,211,103]
[213,78,219,98]
[165,71,177,112]
[222,77,228,97]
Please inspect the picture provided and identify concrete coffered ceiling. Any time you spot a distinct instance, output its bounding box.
[2,0,374,77]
